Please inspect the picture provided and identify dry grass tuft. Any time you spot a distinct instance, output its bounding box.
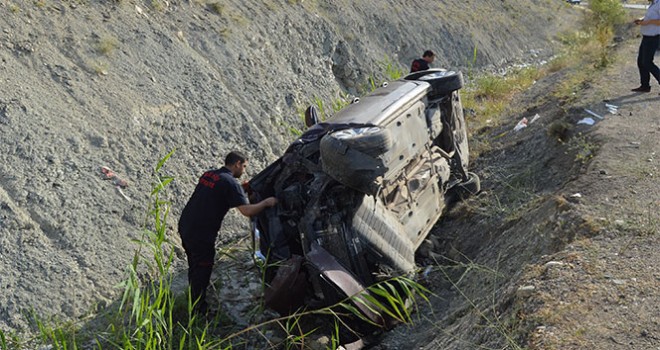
[97,36,119,55]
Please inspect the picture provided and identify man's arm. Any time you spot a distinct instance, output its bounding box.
[636,17,660,25]
[236,196,278,217]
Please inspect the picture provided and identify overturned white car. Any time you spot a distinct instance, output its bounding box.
[247,69,480,327]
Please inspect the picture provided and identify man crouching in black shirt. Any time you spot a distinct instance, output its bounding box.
[178,151,278,315]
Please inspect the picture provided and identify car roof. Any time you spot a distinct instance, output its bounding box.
[327,80,430,126]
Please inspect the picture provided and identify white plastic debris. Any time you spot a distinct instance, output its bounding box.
[423,265,433,278]
[513,117,528,131]
[605,103,619,115]
[584,109,604,120]
[135,5,148,18]
[577,117,595,125]
[544,261,565,268]
[529,113,541,124]
[516,285,536,297]
[570,193,582,198]
[116,187,132,201]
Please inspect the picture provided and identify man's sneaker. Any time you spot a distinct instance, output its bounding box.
[631,86,651,92]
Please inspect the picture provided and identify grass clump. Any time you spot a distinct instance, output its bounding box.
[461,65,542,141]
[565,132,599,163]
[208,2,224,15]
[547,119,573,142]
[150,0,166,11]
[97,35,119,55]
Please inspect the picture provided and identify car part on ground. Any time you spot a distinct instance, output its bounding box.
[248,68,480,330]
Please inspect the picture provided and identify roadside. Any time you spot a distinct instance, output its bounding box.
[372,14,660,350]
[523,29,660,349]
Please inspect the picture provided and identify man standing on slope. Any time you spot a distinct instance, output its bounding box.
[410,50,435,73]
[178,151,278,314]
[631,0,660,92]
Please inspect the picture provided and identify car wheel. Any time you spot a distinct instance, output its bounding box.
[328,126,393,157]
[404,69,464,96]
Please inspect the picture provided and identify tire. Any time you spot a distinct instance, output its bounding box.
[328,126,392,157]
[404,69,464,96]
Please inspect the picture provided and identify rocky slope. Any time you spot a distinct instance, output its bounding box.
[0,0,579,333]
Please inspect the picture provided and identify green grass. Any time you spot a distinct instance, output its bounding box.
[461,65,542,148]
[462,0,626,159]
[565,132,599,163]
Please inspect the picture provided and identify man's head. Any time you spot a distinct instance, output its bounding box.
[422,50,435,63]
[225,151,248,178]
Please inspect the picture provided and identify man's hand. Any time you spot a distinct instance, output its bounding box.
[263,196,278,207]
[634,18,644,25]
[237,196,278,217]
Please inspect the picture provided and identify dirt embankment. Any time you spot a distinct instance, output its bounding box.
[0,0,581,337]
[376,17,660,349]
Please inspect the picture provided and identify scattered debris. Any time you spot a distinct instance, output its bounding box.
[584,109,604,120]
[544,261,565,268]
[605,103,619,114]
[422,265,433,279]
[100,166,131,200]
[514,117,528,131]
[577,117,595,125]
[100,166,128,188]
[529,113,541,124]
[516,285,536,298]
[570,193,582,198]
[116,187,132,201]
[135,5,148,18]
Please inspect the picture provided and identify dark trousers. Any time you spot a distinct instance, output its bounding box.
[181,238,215,313]
[637,35,660,88]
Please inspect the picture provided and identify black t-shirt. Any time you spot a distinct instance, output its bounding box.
[410,58,430,73]
[178,167,249,244]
